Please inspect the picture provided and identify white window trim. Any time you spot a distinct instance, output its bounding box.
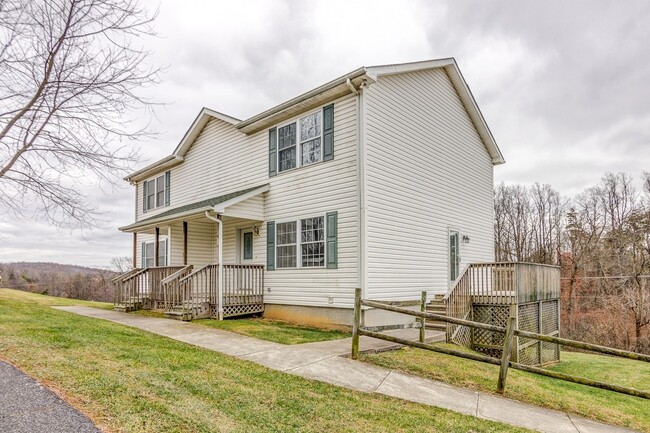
[276,109,324,174]
[143,239,168,267]
[275,215,327,269]
[143,173,169,213]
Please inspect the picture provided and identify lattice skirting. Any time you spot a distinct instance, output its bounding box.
[210,303,265,318]
[472,304,510,359]
[469,300,560,366]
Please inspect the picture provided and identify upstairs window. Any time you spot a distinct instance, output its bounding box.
[143,171,170,212]
[277,111,323,173]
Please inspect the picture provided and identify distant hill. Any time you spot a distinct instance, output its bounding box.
[0,262,117,302]
[0,262,109,277]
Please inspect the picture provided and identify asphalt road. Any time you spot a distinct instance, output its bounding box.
[0,361,101,433]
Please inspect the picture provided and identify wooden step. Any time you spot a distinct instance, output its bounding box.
[164,310,193,321]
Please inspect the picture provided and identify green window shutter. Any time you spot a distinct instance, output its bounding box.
[164,171,170,206]
[267,221,275,270]
[326,211,338,269]
[322,104,334,161]
[142,182,148,212]
[268,127,277,177]
[141,242,146,268]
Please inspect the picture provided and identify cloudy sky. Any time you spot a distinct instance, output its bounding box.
[2,0,649,267]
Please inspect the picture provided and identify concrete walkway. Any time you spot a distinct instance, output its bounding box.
[54,306,638,433]
[0,360,101,433]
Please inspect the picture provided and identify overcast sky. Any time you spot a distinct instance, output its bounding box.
[2,0,649,268]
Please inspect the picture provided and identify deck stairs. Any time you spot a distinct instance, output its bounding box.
[163,301,211,321]
[425,294,447,332]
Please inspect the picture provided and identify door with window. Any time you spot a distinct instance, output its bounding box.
[240,229,254,264]
[449,231,460,283]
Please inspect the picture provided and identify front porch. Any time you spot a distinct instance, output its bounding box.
[115,185,270,320]
[112,263,264,320]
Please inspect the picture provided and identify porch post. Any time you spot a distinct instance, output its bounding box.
[132,232,137,269]
[183,221,188,266]
[154,227,160,267]
[217,214,223,320]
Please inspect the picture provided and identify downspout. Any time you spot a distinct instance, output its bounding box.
[205,211,224,320]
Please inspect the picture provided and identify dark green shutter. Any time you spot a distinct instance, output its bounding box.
[267,221,275,270]
[322,104,334,161]
[326,211,338,269]
[164,171,170,206]
[268,127,277,177]
[141,242,146,268]
[142,181,148,212]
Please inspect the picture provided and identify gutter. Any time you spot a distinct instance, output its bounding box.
[236,67,368,133]
[125,155,184,183]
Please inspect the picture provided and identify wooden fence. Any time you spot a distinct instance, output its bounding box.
[352,288,650,399]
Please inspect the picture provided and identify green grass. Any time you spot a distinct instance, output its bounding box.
[362,343,650,432]
[131,309,350,345]
[0,289,531,433]
[192,317,350,345]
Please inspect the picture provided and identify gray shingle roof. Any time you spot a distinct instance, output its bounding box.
[138,184,267,223]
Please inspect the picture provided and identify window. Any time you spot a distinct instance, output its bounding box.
[243,231,253,260]
[142,239,167,268]
[143,172,170,212]
[300,112,321,166]
[277,110,323,173]
[278,123,296,172]
[276,216,325,268]
[276,221,297,268]
[146,179,156,210]
[300,216,325,267]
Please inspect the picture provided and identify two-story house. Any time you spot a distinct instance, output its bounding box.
[115,58,505,327]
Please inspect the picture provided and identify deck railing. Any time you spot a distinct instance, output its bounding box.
[443,262,560,346]
[177,264,218,314]
[161,265,193,311]
[112,266,185,309]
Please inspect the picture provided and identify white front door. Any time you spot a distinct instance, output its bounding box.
[240,229,254,264]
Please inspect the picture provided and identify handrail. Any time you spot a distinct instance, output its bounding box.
[442,263,470,301]
[111,268,139,283]
[123,267,148,281]
[161,265,193,285]
[179,264,212,283]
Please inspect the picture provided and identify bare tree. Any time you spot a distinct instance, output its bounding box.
[110,255,132,273]
[0,0,159,228]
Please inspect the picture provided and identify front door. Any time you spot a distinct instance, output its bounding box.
[449,230,460,283]
[240,229,254,264]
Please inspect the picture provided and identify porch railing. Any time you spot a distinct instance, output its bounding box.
[112,266,185,309]
[176,264,218,315]
[161,265,193,311]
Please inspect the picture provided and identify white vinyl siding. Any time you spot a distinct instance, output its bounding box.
[133,95,358,308]
[363,68,495,300]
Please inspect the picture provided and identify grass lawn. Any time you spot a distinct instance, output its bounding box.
[363,343,650,432]
[0,289,531,433]
[132,309,350,345]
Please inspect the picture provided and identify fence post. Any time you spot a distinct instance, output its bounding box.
[420,291,427,343]
[352,288,362,359]
[497,315,517,394]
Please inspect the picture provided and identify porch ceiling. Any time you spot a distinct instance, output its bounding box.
[119,184,268,232]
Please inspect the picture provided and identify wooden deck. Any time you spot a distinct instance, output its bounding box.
[443,262,561,366]
[112,264,264,320]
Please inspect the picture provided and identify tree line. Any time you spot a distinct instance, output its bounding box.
[494,172,650,353]
[0,262,116,302]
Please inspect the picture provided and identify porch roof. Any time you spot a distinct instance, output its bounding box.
[119,184,269,232]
